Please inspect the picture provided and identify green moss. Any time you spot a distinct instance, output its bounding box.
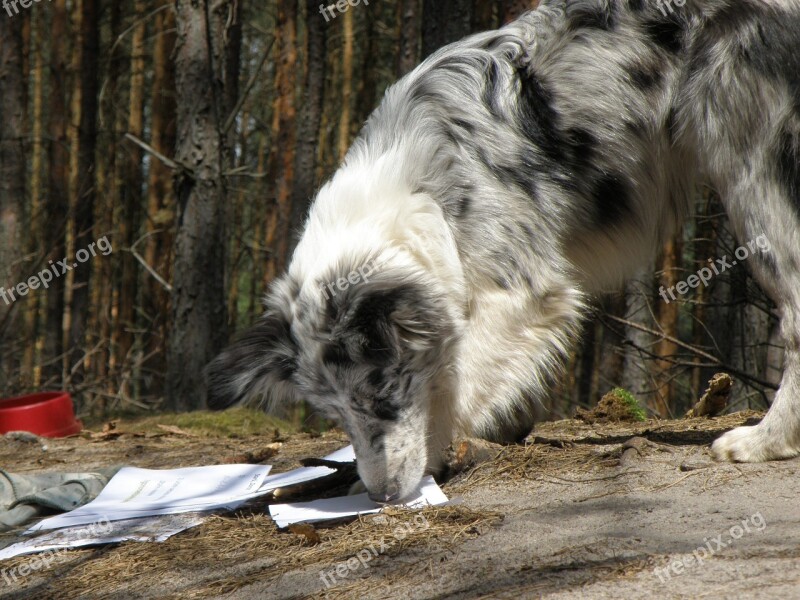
[92,408,294,438]
[610,388,647,422]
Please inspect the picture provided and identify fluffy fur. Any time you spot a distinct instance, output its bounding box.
[207,0,800,501]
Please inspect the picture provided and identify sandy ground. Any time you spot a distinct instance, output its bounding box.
[1,411,799,599]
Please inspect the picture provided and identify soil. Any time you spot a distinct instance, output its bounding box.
[1,410,799,600]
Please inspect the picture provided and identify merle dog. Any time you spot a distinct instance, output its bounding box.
[207,0,800,502]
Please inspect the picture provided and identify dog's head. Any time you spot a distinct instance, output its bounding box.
[206,257,456,502]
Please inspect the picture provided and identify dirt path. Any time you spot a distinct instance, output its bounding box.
[1,412,799,599]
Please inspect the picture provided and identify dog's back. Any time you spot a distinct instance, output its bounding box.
[349,0,800,292]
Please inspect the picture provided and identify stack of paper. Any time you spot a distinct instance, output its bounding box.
[27,463,272,533]
[269,475,449,528]
[6,444,451,559]
[257,445,355,493]
[259,444,451,527]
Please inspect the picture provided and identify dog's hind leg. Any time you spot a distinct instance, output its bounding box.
[711,249,800,461]
[676,7,800,461]
[711,125,800,462]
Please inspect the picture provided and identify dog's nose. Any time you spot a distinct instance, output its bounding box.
[368,485,401,504]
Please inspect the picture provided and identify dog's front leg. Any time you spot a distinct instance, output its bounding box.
[444,279,586,451]
[713,345,800,462]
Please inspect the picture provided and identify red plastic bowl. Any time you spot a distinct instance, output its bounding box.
[0,392,82,438]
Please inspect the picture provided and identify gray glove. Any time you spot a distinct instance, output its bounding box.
[0,466,121,531]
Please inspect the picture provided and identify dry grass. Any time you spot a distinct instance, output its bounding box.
[14,505,503,600]
[449,443,621,494]
[531,410,763,445]
[85,408,294,438]
[0,410,762,599]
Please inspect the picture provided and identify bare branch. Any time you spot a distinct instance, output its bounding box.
[124,133,179,170]
[224,37,275,133]
[130,249,173,292]
[605,315,778,390]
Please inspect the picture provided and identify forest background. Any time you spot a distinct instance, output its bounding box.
[0,0,781,426]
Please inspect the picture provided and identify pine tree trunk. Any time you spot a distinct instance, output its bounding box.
[221,0,241,328]
[654,237,681,416]
[338,8,354,161]
[23,8,46,389]
[397,0,421,77]
[264,1,297,283]
[501,0,539,23]
[290,0,327,254]
[92,0,123,412]
[43,0,69,385]
[249,134,269,322]
[144,2,178,400]
[168,0,229,411]
[472,1,496,31]
[597,294,626,393]
[422,0,473,59]
[114,0,147,400]
[355,4,378,137]
[621,268,658,409]
[0,10,27,390]
[65,0,99,391]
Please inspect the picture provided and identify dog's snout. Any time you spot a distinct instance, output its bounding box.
[368,484,401,504]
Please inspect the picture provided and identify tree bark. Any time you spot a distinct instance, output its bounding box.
[621,268,658,411]
[144,2,178,399]
[397,0,421,77]
[91,0,123,412]
[472,1,496,31]
[65,0,100,389]
[337,8,354,161]
[43,0,69,385]
[23,7,46,389]
[290,0,327,254]
[501,0,539,23]
[264,1,298,283]
[422,0,473,59]
[168,0,229,411]
[113,0,147,400]
[0,10,28,390]
[654,236,681,416]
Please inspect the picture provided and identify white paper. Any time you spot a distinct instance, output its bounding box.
[0,513,205,560]
[26,464,272,532]
[269,475,448,528]
[258,444,356,493]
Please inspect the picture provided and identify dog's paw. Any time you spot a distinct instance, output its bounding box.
[712,425,799,462]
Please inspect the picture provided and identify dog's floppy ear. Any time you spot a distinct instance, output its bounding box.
[205,310,298,411]
[334,290,401,367]
[330,284,436,367]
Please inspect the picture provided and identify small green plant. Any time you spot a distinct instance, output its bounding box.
[610,387,647,421]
